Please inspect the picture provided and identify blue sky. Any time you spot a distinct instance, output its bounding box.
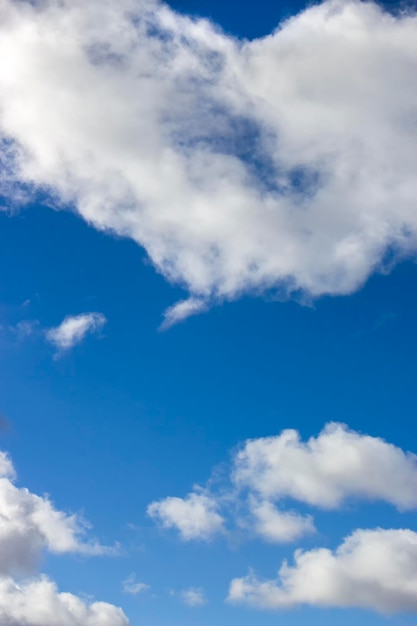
[0,0,417,625]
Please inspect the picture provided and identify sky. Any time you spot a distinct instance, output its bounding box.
[0,0,417,624]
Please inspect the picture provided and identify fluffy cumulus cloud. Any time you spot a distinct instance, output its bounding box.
[228,528,417,613]
[45,313,106,351]
[233,422,417,509]
[0,451,113,577]
[147,492,224,540]
[0,576,130,626]
[0,450,130,625]
[1,0,417,316]
[148,423,417,543]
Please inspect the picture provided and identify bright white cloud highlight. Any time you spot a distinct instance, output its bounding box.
[0,450,112,576]
[180,587,207,607]
[0,576,130,626]
[147,492,224,541]
[45,313,106,351]
[228,528,417,613]
[233,422,417,509]
[1,0,417,312]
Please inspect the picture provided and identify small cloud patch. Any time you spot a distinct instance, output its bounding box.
[45,312,106,353]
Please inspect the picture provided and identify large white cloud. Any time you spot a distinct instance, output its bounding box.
[0,450,130,624]
[1,0,417,315]
[148,423,417,543]
[0,451,113,576]
[0,576,130,626]
[233,422,417,509]
[228,528,417,613]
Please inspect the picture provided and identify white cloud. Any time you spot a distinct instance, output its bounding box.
[45,313,106,352]
[0,451,15,480]
[147,492,225,541]
[228,528,417,613]
[0,450,129,624]
[122,574,150,595]
[0,450,113,576]
[0,576,130,626]
[248,499,315,543]
[160,298,207,329]
[180,587,207,607]
[233,422,417,509]
[148,423,417,544]
[1,0,417,312]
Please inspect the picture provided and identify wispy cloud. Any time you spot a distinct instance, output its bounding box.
[122,574,150,596]
[45,313,106,352]
[180,587,207,607]
[160,298,207,329]
[0,319,40,341]
[13,319,39,339]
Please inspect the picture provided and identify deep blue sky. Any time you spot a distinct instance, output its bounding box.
[168,0,308,38]
[1,205,417,625]
[0,0,417,624]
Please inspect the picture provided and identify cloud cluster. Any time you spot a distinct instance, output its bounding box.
[149,423,417,614]
[0,450,130,625]
[228,528,417,613]
[148,423,417,543]
[1,0,417,316]
[45,313,106,352]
